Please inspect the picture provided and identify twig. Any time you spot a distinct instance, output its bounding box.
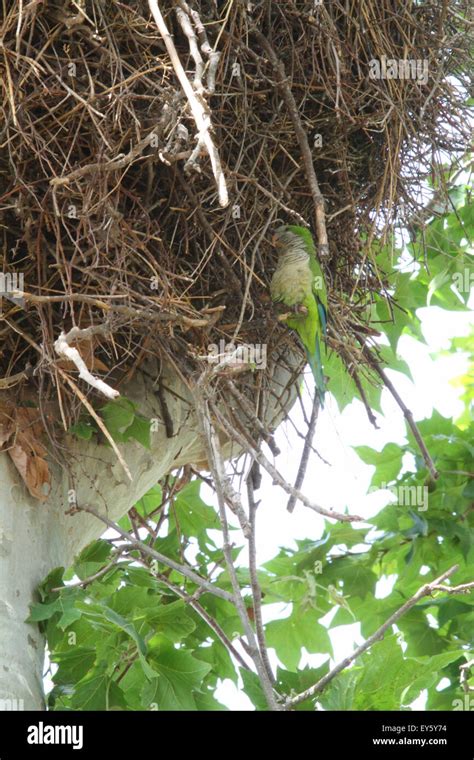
[50,550,126,592]
[211,400,362,523]
[247,477,276,685]
[255,32,329,257]
[148,0,228,206]
[285,564,466,708]
[177,0,221,93]
[56,366,132,481]
[431,581,474,594]
[194,383,251,538]
[361,346,439,481]
[194,382,281,710]
[287,394,319,513]
[351,367,379,429]
[144,562,253,672]
[54,325,119,400]
[175,6,205,92]
[50,130,160,187]
[19,291,211,328]
[460,660,474,693]
[226,380,280,457]
[78,504,235,603]
[0,365,33,389]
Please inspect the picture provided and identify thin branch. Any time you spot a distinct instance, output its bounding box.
[148,0,228,206]
[351,368,379,429]
[177,0,221,93]
[54,326,120,400]
[19,291,211,329]
[226,381,280,456]
[195,387,251,537]
[77,504,234,603]
[210,400,362,523]
[50,130,160,187]
[431,581,474,594]
[285,564,467,708]
[460,660,474,693]
[361,346,439,481]
[193,383,282,711]
[255,32,329,257]
[287,394,319,513]
[56,366,132,481]
[247,477,276,685]
[175,6,205,92]
[50,550,126,592]
[139,560,253,672]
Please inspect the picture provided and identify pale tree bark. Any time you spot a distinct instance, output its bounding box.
[0,356,298,709]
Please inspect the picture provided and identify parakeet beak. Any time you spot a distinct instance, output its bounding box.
[272,229,285,249]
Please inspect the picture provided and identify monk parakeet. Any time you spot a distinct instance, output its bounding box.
[270,225,327,406]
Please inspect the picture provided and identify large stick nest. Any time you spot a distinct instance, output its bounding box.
[0,0,471,427]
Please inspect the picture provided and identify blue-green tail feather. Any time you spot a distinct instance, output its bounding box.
[317,300,327,338]
[306,337,326,407]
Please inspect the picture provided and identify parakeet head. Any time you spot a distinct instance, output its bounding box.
[273,225,315,258]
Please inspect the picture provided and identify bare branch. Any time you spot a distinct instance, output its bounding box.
[210,400,362,523]
[78,504,235,603]
[54,326,119,400]
[247,476,276,686]
[193,382,282,710]
[287,394,320,513]
[56,367,132,481]
[361,345,439,482]
[148,0,228,206]
[255,32,329,257]
[139,559,253,673]
[177,0,221,93]
[286,564,469,708]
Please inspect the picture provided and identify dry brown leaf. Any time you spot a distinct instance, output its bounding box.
[9,444,50,501]
[0,405,51,502]
[0,402,14,446]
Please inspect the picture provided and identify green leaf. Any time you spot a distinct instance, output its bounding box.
[135,485,163,517]
[123,413,151,449]
[171,480,220,536]
[355,442,404,487]
[240,668,269,710]
[69,420,97,440]
[319,668,359,710]
[71,670,127,711]
[266,608,332,671]
[353,635,420,710]
[275,662,330,710]
[398,608,445,657]
[101,397,136,438]
[145,600,196,643]
[101,606,146,657]
[52,648,96,685]
[402,651,465,705]
[147,648,212,710]
[74,539,113,579]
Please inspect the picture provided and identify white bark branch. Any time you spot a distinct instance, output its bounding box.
[54,326,119,400]
[148,0,228,207]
